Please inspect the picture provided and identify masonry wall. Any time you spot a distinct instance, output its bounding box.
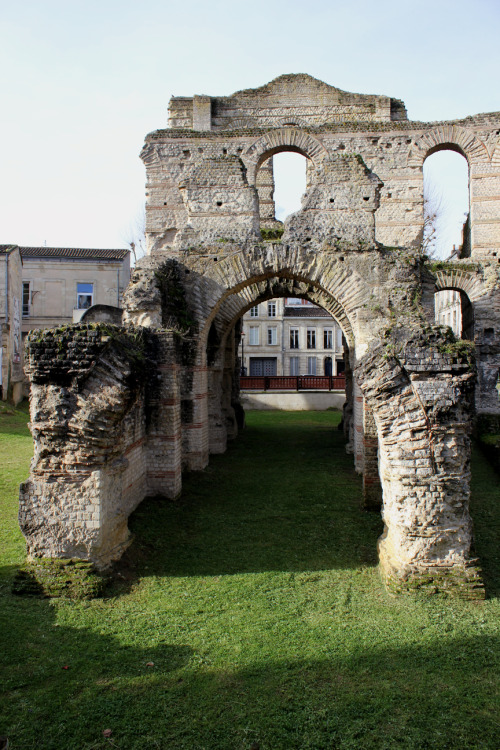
[18,74,500,599]
[19,324,150,568]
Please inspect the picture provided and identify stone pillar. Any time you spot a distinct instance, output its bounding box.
[146,331,182,499]
[257,157,278,229]
[192,96,211,131]
[208,363,227,454]
[362,402,382,510]
[342,338,354,453]
[222,329,238,440]
[353,381,364,474]
[19,324,150,570]
[180,364,209,470]
[470,161,500,262]
[357,329,484,598]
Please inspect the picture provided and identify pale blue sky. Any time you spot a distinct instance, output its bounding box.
[1,0,499,255]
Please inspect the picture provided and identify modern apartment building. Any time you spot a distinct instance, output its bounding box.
[241,298,345,377]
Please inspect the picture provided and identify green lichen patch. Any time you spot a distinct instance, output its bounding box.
[12,558,107,599]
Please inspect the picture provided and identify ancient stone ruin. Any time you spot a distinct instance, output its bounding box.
[20,75,500,597]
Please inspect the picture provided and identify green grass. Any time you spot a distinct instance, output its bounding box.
[0,407,499,749]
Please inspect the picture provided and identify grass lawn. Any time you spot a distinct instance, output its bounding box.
[0,405,499,750]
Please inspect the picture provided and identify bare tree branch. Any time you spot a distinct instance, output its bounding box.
[123,205,146,265]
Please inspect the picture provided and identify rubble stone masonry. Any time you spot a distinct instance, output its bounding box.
[20,75,500,596]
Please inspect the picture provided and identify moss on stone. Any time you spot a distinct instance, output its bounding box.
[260,226,284,241]
[437,337,475,364]
[428,260,480,274]
[12,558,107,599]
[383,564,485,600]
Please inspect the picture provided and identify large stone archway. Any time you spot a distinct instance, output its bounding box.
[20,74,500,598]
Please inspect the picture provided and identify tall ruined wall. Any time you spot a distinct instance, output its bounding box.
[144,74,500,262]
[18,74,500,599]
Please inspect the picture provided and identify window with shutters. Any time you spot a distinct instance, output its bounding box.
[22,282,30,317]
[267,327,277,345]
[249,326,259,345]
[307,356,317,375]
[289,356,299,376]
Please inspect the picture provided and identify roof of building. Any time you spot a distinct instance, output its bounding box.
[0,244,19,254]
[18,246,129,260]
[284,306,332,318]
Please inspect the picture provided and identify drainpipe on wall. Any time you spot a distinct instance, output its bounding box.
[116,267,120,308]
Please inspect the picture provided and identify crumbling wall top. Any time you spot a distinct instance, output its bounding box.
[167,73,408,132]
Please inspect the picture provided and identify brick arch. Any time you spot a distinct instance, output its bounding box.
[195,244,376,358]
[491,138,500,167]
[432,267,484,302]
[407,125,489,167]
[203,273,356,358]
[243,128,329,184]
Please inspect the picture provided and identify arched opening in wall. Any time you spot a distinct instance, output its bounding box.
[434,288,474,340]
[199,272,357,464]
[423,149,470,259]
[238,297,346,381]
[256,152,307,239]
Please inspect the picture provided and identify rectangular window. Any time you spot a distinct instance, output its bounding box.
[267,327,277,345]
[337,328,343,349]
[267,301,276,317]
[307,328,316,349]
[22,282,30,317]
[77,282,94,309]
[307,356,317,375]
[249,305,259,317]
[290,328,299,349]
[290,356,299,376]
[324,328,333,349]
[249,326,259,345]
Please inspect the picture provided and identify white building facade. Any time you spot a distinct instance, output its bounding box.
[241,298,345,377]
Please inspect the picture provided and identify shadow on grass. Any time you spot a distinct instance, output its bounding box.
[121,413,384,580]
[1,581,498,750]
[116,416,500,599]
[470,445,500,598]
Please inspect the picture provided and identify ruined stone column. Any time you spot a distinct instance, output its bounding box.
[146,331,182,498]
[362,402,382,510]
[180,362,209,470]
[19,324,149,569]
[357,329,484,598]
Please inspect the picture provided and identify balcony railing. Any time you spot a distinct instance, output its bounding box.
[240,375,346,391]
